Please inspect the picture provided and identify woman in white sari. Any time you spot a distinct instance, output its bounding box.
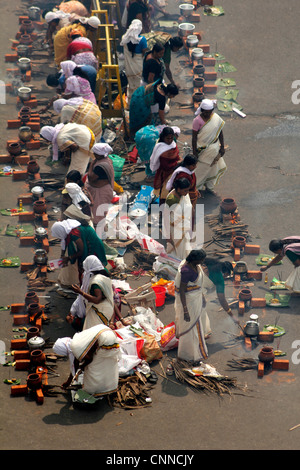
[53,97,102,142]
[192,99,226,193]
[163,177,194,260]
[174,249,214,364]
[70,324,121,396]
[120,19,147,104]
[40,122,95,176]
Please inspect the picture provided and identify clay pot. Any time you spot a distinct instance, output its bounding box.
[27,160,40,174]
[17,44,31,57]
[20,106,31,117]
[220,197,237,214]
[193,64,205,76]
[20,114,30,124]
[33,200,46,214]
[20,20,34,34]
[27,373,42,391]
[25,291,39,306]
[27,303,41,316]
[26,326,40,340]
[234,261,248,274]
[19,34,32,45]
[233,236,246,248]
[258,347,275,363]
[194,77,205,88]
[30,349,46,365]
[18,125,32,141]
[239,288,252,301]
[7,142,22,156]
[193,92,204,103]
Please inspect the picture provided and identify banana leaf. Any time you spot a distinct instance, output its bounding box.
[215,78,236,87]
[217,100,243,112]
[216,89,239,101]
[215,62,237,73]
[203,6,225,16]
[0,257,21,267]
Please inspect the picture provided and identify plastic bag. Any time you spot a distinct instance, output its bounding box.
[134,306,164,341]
[118,354,141,376]
[114,93,127,110]
[159,322,179,351]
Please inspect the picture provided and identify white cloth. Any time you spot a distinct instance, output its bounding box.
[51,219,81,250]
[120,19,143,45]
[60,60,77,78]
[166,167,194,192]
[195,98,215,116]
[70,255,105,318]
[53,97,84,114]
[83,274,114,330]
[53,337,75,375]
[149,141,176,172]
[80,16,100,28]
[91,143,113,157]
[70,324,120,395]
[285,266,300,293]
[64,182,91,209]
[40,123,65,161]
[45,11,69,23]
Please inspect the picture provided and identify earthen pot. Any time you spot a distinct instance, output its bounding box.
[194,77,205,88]
[27,373,42,391]
[20,20,34,34]
[239,288,252,301]
[19,106,31,117]
[20,114,30,124]
[258,347,275,363]
[27,303,41,317]
[193,92,204,103]
[30,349,46,365]
[7,142,22,156]
[19,34,32,45]
[220,197,237,214]
[26,326,40,340]
[25,291,39,306]
[193,64,205,76]
[19,125,32,141]
[33,200,46,214]
[233,236,246,248]
[27,160,40,174]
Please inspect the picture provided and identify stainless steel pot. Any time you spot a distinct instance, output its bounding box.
[18,86,32,101]
[27,336,45,351]
[28,6,41,20]
[244,321,260,337]
[18,58,31,72]
[35,227,48,240]
[31,186,44,199]
[18,126,32,142]
[17,44,31,57]
[179,3,195,17]
[234,261,248,274]
[178,22,195,37]
[186,35,198,48]
[192,48,204,60]
[34,249,48,265]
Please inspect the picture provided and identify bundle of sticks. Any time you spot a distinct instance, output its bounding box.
[226,356,258,371]
[108,371,153,409]
[170,358,247,396]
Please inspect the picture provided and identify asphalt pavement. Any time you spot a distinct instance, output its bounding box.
[0,0,300,456]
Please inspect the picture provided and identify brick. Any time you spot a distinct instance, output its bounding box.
[20,262,34,272]
[7,119,21,129]
[198,44,210,52]
[35,317,43,331]
[203,84,218,94]
[17,193,32,205]
[6,83,13,93]
[244,244,260,254]
[11,384,28,396]
[25,139,40,149]
[33,21,46,31]
[41,213,49,228]
[234,274,241,285]
[13,350,30,360]
[272,359,289,370]
[258,361,265,377]
[250,298,266,308]
[246,270,263,281]
[234,247,240,261]
[33,172,42,181]
[15,155,30,165]
[6,67,19,74]
[15,359,31,370]
[244,336,252,351]
[238,300,245,315]
[42,238,50,253]
[20,236,35,246]
[19,16,29,23]
[0,155,13,163]
[36,388,44,404]
[5,54,18,62]
[18,211,35,222]
[258,331,274,342]
[10,338,28,350]
[27,121,40,131]
[204,71,217,80]
[13,314,29,325]
[188,13,201,22]
[203,57,216,66]
[24,70,31,82]
[10,303,25,313]
[12,170,27,181]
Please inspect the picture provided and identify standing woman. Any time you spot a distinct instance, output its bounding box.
[126,0,152,33]
[142,43,165,86]
[120,19,147,103]
[166,154,199,209]
[174,249,214,364]
[150,126,181,205]
[192,99,226,194]
[84,143,115,234]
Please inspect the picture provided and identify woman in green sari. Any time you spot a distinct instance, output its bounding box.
[129,80,178,137]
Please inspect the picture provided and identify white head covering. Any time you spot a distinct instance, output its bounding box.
[64,75,82,95]
[53,97,84,114]
[120,19,143,45]
[45,11,68,23]
[195,99,215,116]
[60,60,77,78]
[70,255,105,319]
[91,143,113,157]
[51,219,81,250]
[53,337,75,374]
[80,16,100,28]
[64,182,91,209]
[40,123,65,161]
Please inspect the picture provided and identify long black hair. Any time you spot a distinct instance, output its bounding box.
[269,238,300,253]
[173,177,190,191]
[204,257,233,275]
[186,249,207,264]
[158,126,174,142]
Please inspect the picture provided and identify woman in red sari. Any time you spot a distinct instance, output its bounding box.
[150,127,181,205]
